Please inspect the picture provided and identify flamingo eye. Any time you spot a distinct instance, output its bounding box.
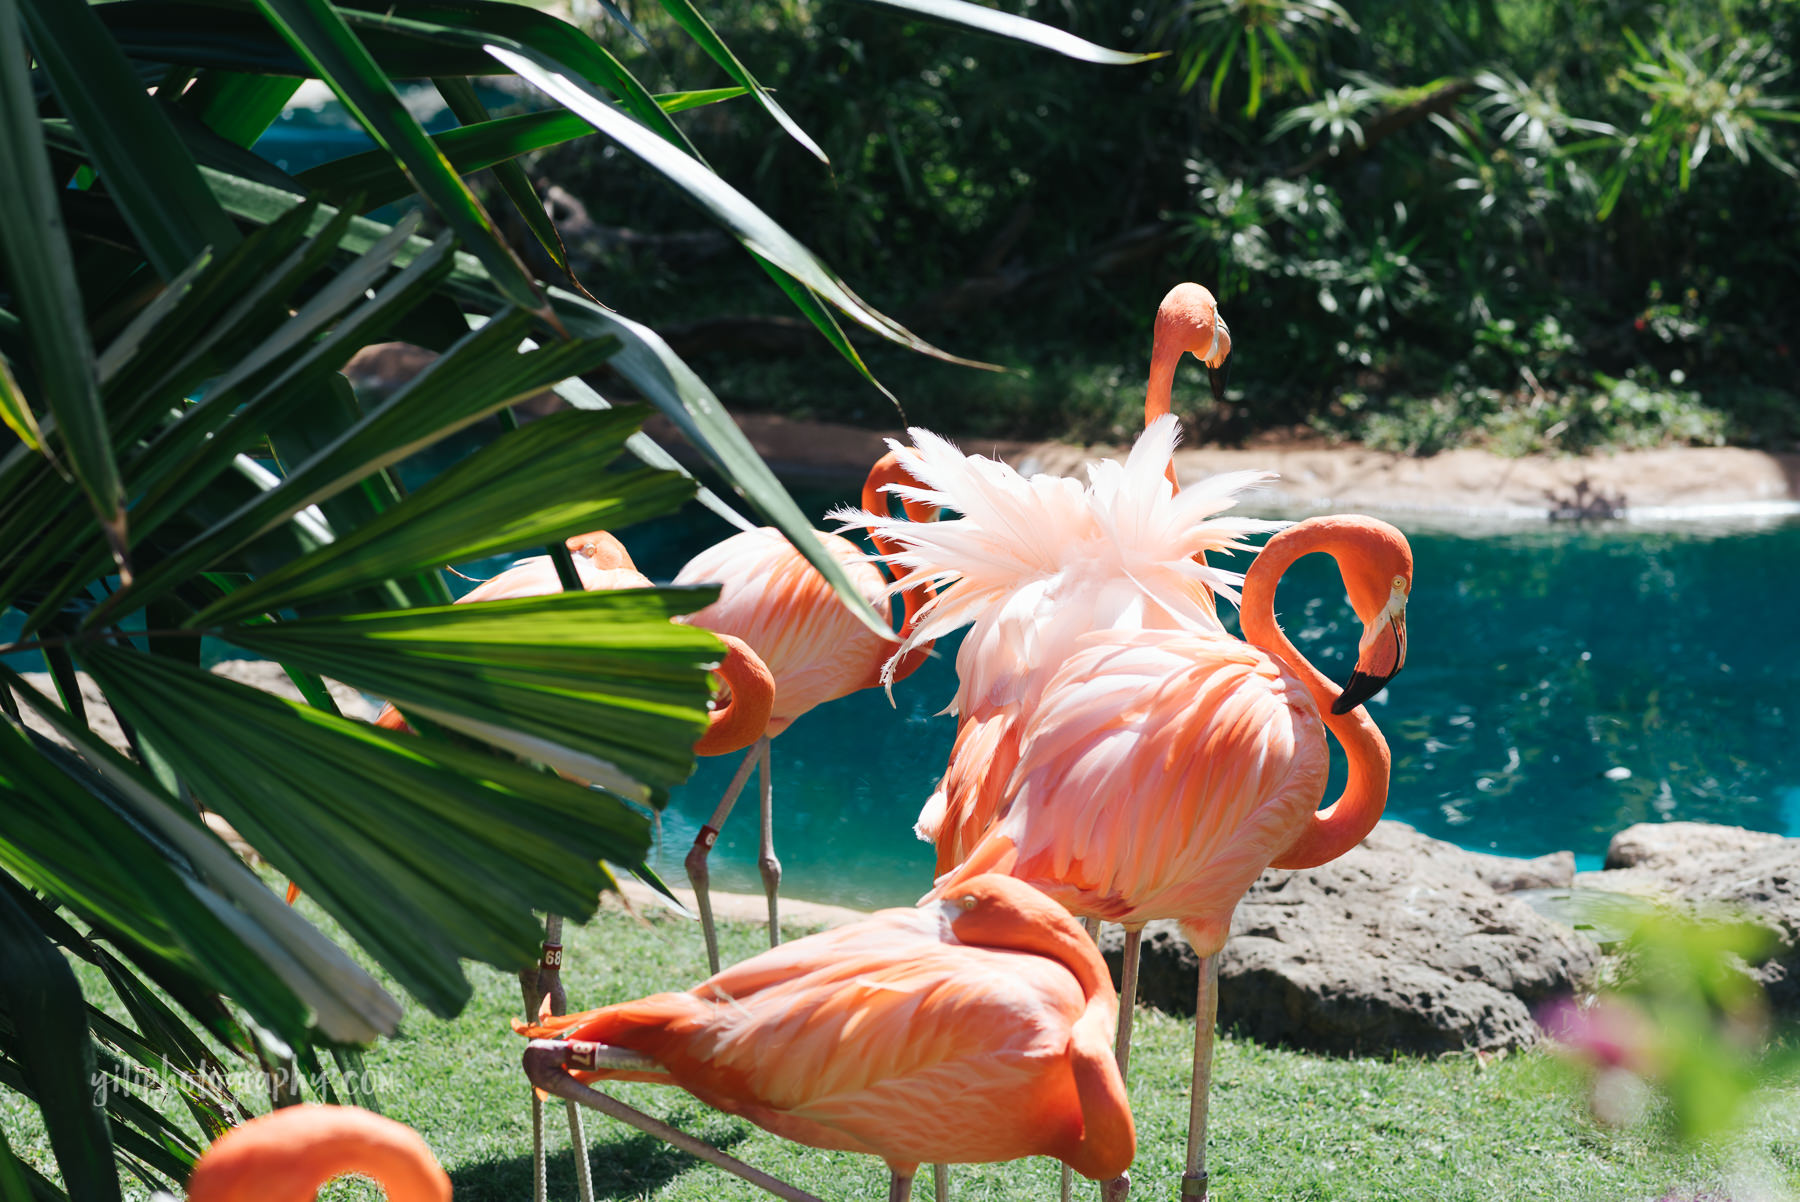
[1392,575,1406,593]
[957,895,978,911]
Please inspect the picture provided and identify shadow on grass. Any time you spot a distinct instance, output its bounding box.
[449,1121,754,1202]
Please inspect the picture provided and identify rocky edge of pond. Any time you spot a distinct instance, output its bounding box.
[18,661,1800,1058]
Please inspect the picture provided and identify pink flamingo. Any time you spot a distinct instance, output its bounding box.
[932,514,1410,1198]
[186,1104,450,1202]
[368,530,774,758]
[517,872,1134,1201]
[672,452,936,973]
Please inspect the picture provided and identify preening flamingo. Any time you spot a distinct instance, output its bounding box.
[672,451,936,973]
[516,872,1134,1201]
[185,1104,450,1202]
[933,513,1410,1198]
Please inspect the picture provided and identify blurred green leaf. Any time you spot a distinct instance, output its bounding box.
[0,885,118,1202]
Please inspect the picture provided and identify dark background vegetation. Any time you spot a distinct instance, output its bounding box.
[505,0,1800,454]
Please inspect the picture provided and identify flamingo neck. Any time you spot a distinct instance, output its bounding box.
[1144,340,1183,490]
[1144,342,1180,430]
[693,633,774,756]
[861,451,938,684]
[954,907,1110,1002]
[186,1106,451,1202]
[1240,523,1392,870]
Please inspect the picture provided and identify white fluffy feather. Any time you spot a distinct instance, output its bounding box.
[829,415,1286,718]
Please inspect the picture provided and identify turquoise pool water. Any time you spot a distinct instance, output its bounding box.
[613,497,1800,910]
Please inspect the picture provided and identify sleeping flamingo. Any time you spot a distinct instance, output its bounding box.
[516,872,1134,1201]
[672,451,936,973]
[186,1104,450,1202]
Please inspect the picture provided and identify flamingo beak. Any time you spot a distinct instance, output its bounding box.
[1208,358,1230,406]
[1333,604,1406,715]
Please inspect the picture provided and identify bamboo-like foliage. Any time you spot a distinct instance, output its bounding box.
[0,0,1147,1193]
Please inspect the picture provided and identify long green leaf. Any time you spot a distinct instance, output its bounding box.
[0,1126,33,1202]
[20,0,242,278]
[193,406,691,624]
[82,647,664,1016]
[0,0,128,572]
[223,587,721,796]
[297,108,594,209]
[0,886,118,1202]
[548,370,754,534]
[253,0,545,312]
[657,0,827,164]
[844,0,1161,64]
[333,0,704,157]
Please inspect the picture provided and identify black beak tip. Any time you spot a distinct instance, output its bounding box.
[1208,362,1230,406]
[1332,669,1394,715]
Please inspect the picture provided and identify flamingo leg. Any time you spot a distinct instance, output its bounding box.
[1180,954,1220,1200]
[887,1170,914,1202]
[933,1163,950,1201]
[1062,918,1103,1202]
[523,1041,823,1202]
[1099,927,1143,1202]
[756,737,781,947]
[685,746,761,974]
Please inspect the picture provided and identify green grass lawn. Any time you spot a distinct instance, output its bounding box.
[10,899,1800,1201]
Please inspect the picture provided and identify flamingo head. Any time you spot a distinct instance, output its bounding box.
[1152,282,1232,405]
[563,530,636,571]
[1332,518,1413,714]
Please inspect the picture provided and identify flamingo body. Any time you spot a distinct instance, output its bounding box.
[944,628,1330,955]
[674,528,894,735]
[519,875,1133,1180]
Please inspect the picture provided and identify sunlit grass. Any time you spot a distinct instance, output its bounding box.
[7,899,1797,1200]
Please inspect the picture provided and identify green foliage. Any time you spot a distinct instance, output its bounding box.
[0,0,1147,1194]
[532,0,1800,453]
[1548,909,1797,1148]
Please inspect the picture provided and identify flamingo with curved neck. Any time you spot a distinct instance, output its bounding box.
[1243,515,1410,869]
[931,512,1411,1201]
[186,1105,450,1202]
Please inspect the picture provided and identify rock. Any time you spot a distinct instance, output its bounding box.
[1098,821,1599,1055]
[1465,849,1576,894]
[1585,821,1800,1013]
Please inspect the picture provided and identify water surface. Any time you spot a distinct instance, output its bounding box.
[622,499,1800,910]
